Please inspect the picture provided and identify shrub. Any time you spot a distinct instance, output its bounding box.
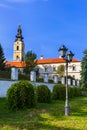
[18,73,29,80]
[0,70,11,79]
[68,86,75,98]
[6,80,36,110]
[68,86,81,98]
[52,84,66,100]
[48,79,54,83]
[37,85,51,103]
[36,78,44,82]
[80,87,87,95]
[52,84,82,100]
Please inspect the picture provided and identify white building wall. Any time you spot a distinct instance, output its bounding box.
[37,61,81,80]
[0,81,17,97]
[0,80,55,97]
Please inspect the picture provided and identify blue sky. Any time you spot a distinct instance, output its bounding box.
[0,0,87,61]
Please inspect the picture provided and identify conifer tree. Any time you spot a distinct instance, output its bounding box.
[81,49,87,87]
[0,44,6,70]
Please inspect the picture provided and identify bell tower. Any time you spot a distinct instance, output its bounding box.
[13,25,25,61]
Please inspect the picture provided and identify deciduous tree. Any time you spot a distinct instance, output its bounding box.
[57,65,65,78]
[24,50,37,74]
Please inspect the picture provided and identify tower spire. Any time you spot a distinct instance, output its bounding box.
[15,25,24,41]
[13,25,25,61]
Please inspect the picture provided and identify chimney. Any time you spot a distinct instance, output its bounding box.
[40,55,44,59]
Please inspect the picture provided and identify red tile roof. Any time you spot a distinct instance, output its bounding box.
[6,61,25,68]
[37,58,80,64]
[6,58,80,68]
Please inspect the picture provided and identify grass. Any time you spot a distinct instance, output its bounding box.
[0,96,87,130]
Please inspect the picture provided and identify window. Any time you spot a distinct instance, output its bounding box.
[72,65,76,71]
[17,46,19,50]
[45,67,47,72]
[53,67,56,71]
[16,56,20,61]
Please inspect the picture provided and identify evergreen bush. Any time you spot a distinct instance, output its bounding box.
[36,78,44,82]
[37,85,51,103]
[6,80,36,110]
[48,79,54,83]
[52,84,81,100]
[52,84,66,100]
[68,86,75,98]
[80,87,87,95]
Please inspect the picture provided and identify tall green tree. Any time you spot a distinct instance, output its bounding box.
[81,49,87,87]
[0,44,6,70]
[24,50,37,74]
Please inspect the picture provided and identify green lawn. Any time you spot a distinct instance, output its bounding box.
[0,96,87,130]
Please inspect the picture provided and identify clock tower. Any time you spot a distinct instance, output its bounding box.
[13,25,25,61]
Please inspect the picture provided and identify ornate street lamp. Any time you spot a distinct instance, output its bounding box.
[58,45,74,116]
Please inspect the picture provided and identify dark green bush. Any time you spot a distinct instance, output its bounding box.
[68,86,75,98]
[36,78,44,82]
[0,70,11,79]
[52,84,81,100]
[37,85,51,103]
[6,80,36,110]
[80,87,87,95]
[48,79,54,83]
[52,84,66,100]
[71,87,81,97]
[18,73,29,80]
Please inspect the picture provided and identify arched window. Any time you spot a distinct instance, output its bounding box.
[45,67,47,72]
[16,56,20,61]
[72,65,76,71]
[53,66,56,71]
[17,46,19,50]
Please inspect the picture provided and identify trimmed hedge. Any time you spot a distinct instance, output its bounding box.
[18,73,30,80]
[52,84,66,100]
[6,80,36,110]
[52,84,81,100]
[48,79,54,83]
[37,85,51,103]
[36,78,44,82]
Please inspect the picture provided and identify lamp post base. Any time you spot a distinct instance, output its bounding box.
[65,105,70,116]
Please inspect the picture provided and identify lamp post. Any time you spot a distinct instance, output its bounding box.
[58,45,74,116]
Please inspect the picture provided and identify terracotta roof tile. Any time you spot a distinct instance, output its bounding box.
[6,61,25,68]
[6,58,80,68]
[37,58,80,64]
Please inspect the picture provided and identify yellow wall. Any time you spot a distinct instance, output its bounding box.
[13,42,24,61]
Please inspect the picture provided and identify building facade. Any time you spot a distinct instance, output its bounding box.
[37,56,81,80]
[6,26,81,81]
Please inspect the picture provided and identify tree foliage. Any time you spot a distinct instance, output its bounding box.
[0,44,6,70]
[36,85,51,103]
[57,65,65,78]
[7,80,36,110]
[81,49,87,87]
[24,50,37,74]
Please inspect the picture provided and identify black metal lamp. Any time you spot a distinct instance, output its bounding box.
[58,45,74,116]
[58,45,68,58]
